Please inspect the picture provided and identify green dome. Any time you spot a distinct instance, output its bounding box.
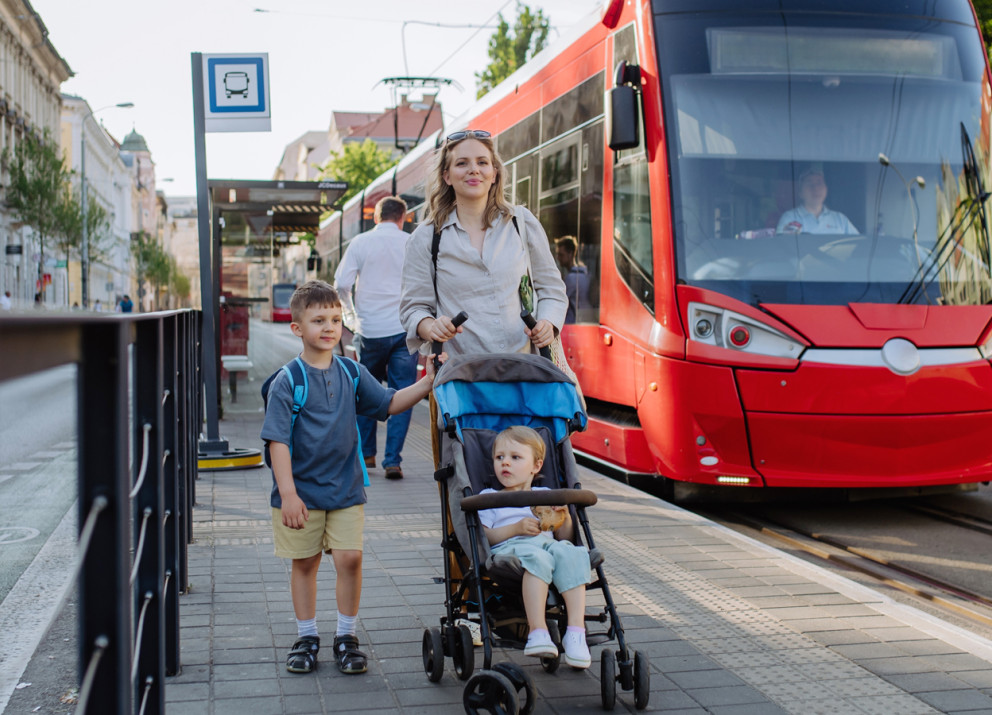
[120,128,149,153]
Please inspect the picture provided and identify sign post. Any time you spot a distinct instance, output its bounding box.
[192,51,270,471]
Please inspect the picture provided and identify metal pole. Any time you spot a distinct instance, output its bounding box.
[192,52,225,450]
[80,125,88,309]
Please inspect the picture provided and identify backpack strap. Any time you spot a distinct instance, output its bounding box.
[431,228,441,303]
[334,355,370,487]
[281,357,309,457]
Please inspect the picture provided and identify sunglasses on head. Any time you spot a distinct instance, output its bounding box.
[445,129,492,143]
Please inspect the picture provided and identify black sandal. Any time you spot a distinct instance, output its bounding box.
[333,634,368,674]
[286,635,320,673]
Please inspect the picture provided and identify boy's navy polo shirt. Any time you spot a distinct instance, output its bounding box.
[261,357,394,511]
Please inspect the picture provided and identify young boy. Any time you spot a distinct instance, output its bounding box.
[261,280,437,674]
[478,426,592,668]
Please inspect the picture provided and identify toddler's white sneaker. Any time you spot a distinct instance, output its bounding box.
[523,629,558,658]
[562,629,591,669]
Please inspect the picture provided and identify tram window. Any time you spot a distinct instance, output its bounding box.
[541,143,578,192]
[515,176,532,211]
[577,122,604,322]
[498,111,540,162]
[542,73,605,143]
[613,157,654,313]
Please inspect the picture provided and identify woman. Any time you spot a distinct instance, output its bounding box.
[400,130,567,356]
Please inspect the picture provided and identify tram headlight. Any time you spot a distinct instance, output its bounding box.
[694,317,714,339]
[687,301,804,359]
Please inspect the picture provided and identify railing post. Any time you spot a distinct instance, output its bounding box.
[78,320,132,715]
[133,317,166,714]
[164,314,182,674]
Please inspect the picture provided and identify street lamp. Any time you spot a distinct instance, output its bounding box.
[80,101,134,309]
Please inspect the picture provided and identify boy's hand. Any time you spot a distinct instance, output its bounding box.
[281,494,309,530]
[517,517,542,537]
[425,352,448,381]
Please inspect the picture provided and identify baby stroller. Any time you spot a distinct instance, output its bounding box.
[422,352,650,713]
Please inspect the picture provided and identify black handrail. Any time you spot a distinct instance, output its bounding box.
[0,310,200,715]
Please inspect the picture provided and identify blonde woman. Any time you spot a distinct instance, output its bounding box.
[400,130,567,356]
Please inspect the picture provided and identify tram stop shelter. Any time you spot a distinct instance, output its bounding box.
[198,179,348,470]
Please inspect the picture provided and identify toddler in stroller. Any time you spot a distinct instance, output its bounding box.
[422,352,650,713]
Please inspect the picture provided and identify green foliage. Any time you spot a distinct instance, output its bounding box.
[3,129,78,281]
[57,190,112,263]
[976,1,992,49]
[476,2,550,99]
[132,230,171,307]
[319,139,398,204]
[171,270,191,302]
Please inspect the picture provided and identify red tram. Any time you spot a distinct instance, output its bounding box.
[317,0,992,494]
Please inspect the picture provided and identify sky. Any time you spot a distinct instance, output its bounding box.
[29,0,602,198]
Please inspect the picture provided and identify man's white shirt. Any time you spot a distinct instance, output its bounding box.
[334,222,410,338]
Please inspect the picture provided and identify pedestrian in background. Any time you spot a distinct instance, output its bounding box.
[334,196,418,480]
[555,235,590,324]
[120,294,134,313]
[0,290,11,310]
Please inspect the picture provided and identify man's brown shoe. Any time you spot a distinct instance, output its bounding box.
[364,456,375,469]
[384,466,403,480]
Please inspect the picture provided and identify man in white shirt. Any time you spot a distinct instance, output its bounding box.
[334,196,417,480]
[0,291,11,310]
[777,167,858,235]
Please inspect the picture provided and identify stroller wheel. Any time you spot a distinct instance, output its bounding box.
[464,670,519,715]
[422,627,445,682]
[493,662,535,715]
[634,650,651,710]
[600,649,617,711]
[452,623,476,681]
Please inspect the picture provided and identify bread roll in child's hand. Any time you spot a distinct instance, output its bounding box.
[531,505,567,531]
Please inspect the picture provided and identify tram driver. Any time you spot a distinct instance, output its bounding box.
[776,166,858,235]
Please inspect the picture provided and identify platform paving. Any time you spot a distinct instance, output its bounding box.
[168,389,992,714]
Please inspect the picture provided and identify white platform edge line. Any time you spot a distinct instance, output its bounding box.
[0,501,77,713]
[702,521,992,664]
[580,471,992,664]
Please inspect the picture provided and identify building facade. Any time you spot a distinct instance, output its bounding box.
[0,0,72,308]
[61,95,136,310]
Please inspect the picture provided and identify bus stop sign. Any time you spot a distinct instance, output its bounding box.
[203,53,270,133]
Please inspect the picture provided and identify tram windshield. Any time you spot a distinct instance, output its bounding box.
[657,8,992,306]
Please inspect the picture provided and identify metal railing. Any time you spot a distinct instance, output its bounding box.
[0,309,200,715]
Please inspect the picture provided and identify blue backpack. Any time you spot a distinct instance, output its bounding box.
[261,355,370,486]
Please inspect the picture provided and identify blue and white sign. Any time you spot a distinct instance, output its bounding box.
[203,53,271,133]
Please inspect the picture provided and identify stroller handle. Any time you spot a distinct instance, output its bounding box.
[520,309,552,360]
[432,311,469,369]
[461,488,597,513]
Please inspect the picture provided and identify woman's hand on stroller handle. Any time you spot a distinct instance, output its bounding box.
[432,311,468,369]
[520,309,553,358]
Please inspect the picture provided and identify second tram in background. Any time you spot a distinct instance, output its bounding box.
[271,283,296,323]
[317,0,992,497]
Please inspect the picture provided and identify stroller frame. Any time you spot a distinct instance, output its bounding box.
[421,353,650,713]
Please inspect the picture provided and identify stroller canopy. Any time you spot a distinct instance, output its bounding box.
[433,353,587,442]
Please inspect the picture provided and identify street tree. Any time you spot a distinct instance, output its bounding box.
[132,230,171,310]
[57,189,111,268]
[975,0,992,47]
[3,129,78,298]
[475,2,550,99]
[319,139,398,205]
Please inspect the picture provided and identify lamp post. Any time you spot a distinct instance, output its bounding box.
[80,101,133,309]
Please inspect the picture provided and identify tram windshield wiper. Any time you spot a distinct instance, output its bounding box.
[898,124,992,304]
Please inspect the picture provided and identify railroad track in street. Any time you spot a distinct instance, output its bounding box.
[700,505,992,631]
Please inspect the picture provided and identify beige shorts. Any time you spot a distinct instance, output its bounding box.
[271,504,364,559]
